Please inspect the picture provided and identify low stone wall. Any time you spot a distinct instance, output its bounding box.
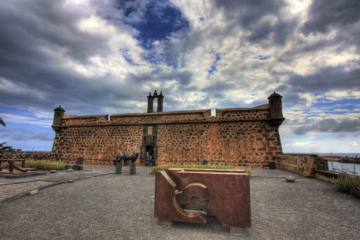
[61,158,114,165]
[275,154,328,177]
[0,151,56,160]
[315,170,340,184]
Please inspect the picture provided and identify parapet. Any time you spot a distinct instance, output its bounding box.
[110,109,211,124]
[216,104,270,121]
[52,92,284,128]
[61,114,109,126]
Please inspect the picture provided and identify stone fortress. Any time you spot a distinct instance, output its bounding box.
[52,91,285,168]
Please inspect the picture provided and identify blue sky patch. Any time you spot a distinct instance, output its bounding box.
[255,54,271,60]
[121,0,189,49]
[120,48,137,66]
[312,98,360,114]
[208,52,222,76]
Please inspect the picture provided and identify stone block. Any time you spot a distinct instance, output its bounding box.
[286,176,295,182]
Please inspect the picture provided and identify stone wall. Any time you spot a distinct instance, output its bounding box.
[315,171,340,184]
[275,154,328,177]
[52,103,284,167]
[157,121,282,168]
[0,151,56,160]
[53,125,142,165]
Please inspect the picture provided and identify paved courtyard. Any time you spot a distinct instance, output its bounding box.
[0,166,359,239]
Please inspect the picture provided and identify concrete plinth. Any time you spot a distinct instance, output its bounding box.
[115,162,122,174]
[130,162,136,175]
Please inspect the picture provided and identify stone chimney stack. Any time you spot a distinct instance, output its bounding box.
[147,92,153,113]
[157,91,164,112]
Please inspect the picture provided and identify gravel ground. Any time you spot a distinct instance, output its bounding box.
[0,166,115,202]
[0,167,359,240]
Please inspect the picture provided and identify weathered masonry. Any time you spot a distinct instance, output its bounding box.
[52,91,285,167]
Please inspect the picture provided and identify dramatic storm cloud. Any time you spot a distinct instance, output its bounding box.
[294,118,360,135]
[0,0,359,153]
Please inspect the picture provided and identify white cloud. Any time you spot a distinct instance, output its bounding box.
[292,141,311,146]
[349,141,358,146]
[0,78,47,101]
[283,136,360,153]
[325,90,360,101]
[1,113,52,128]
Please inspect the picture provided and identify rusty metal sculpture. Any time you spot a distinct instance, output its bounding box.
[114,150,138,174]
[154,168,251,231]
[0,159,36,174]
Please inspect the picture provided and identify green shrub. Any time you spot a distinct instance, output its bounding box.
[26,160,66,170]
[337,175,360,198]
[1,160,66,171]
[151,163,251,175]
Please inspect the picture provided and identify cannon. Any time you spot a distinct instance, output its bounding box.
[114,150,138,174]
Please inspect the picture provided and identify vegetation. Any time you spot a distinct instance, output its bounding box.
[0,142,14,153]
[151,163,251,175]
[0,119,15,153]
[337,175,360,198]
[1,160,66,171]
[0,117,5,127]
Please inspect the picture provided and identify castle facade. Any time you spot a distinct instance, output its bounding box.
[52,91,285,167]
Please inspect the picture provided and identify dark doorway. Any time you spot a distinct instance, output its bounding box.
[142,125,158,166]
[144,145,155,166]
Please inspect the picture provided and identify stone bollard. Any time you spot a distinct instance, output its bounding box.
[115,161,122,174]
[130,162,136,175]
[268,160,276,169]
[76,157,83,165]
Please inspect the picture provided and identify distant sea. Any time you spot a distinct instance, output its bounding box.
[286,153,359,158]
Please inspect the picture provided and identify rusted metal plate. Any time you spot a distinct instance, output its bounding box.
[154,168,251,228]
[154,171,206,223]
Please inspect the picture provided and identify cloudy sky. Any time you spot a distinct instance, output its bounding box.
[0,0,359,154]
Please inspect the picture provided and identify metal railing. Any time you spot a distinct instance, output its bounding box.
[328,161,360,175]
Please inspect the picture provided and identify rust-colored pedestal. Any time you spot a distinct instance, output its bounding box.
[154,168,251,229]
